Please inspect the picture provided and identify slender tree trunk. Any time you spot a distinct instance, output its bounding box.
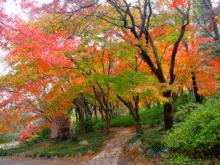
[163,91,174,129]
[117,95,142,134]
[77,107,86,137]
[94,106,98,120]
[73,98,86,136]
[191,72,202,103]
[99,107,104,121]
[133,110,142,134]
[104,110,110,135]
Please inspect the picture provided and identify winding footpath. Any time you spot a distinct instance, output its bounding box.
[0,127,135,165]
[81,127,135,165]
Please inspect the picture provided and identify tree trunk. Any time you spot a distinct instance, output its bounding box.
[163,91,174,129]
[192,72,202,103]
[98,107,104,121]
[77,107,86,137]
[133,112,142,134]
[117,95,142,134]
[104,111,110,135]
[93,106,98,120]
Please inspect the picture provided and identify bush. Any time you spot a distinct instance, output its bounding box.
[75,119,97,134]
[128,127,166,157]
[84,119,95,132]
[173,92,195,110]
[167,98,220,154]
[174,103,199,124]
[167,154,197,165]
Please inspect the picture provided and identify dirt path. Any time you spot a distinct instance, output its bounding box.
[82,127,135,165]
[0,127,135,165]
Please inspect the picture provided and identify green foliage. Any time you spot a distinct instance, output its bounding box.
[111,71,152,95]
[141,128,166,156]
[0,132,110,157]
[174,103,199,124]
[75,119,95,134]
[166,154,220,165]
[167,154,198,165]
[167,97,220,154]
[173,92,195,109]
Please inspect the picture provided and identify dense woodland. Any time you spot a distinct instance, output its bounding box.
[0,0,219,164]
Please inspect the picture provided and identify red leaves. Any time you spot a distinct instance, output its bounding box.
[160,0,190,8]
[171,0,191,8]
[6,25,77,73]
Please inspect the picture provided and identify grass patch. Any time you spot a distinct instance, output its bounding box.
[139,106,163,126]
[0,135,16,144]
[94,105,163,129]
[0,131,111,158]
[0,136,10,145]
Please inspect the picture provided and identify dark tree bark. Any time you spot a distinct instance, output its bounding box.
[93,105,98,120]
[76,107,86,136]
[163,91,173,130]
[104,110,110,135]
[73,98,86,137]
[93,85,111,135]
[183,41,203,103]
[191,72,202,103]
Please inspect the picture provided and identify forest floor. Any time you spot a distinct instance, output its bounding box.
[0,127,135,165]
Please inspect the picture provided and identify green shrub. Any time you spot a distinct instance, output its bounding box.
[166,154,220,165]
[174,103,199,124]
[167,98,220,154]
[128,127,166,157]
[84,119,95,132]
[93,119,104,130]
[141,128,166,156]
[75,119,95,134]
[167,154,198,165]
[174,93,195,110]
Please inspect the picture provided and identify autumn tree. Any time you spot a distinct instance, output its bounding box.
[93,0,190,129]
